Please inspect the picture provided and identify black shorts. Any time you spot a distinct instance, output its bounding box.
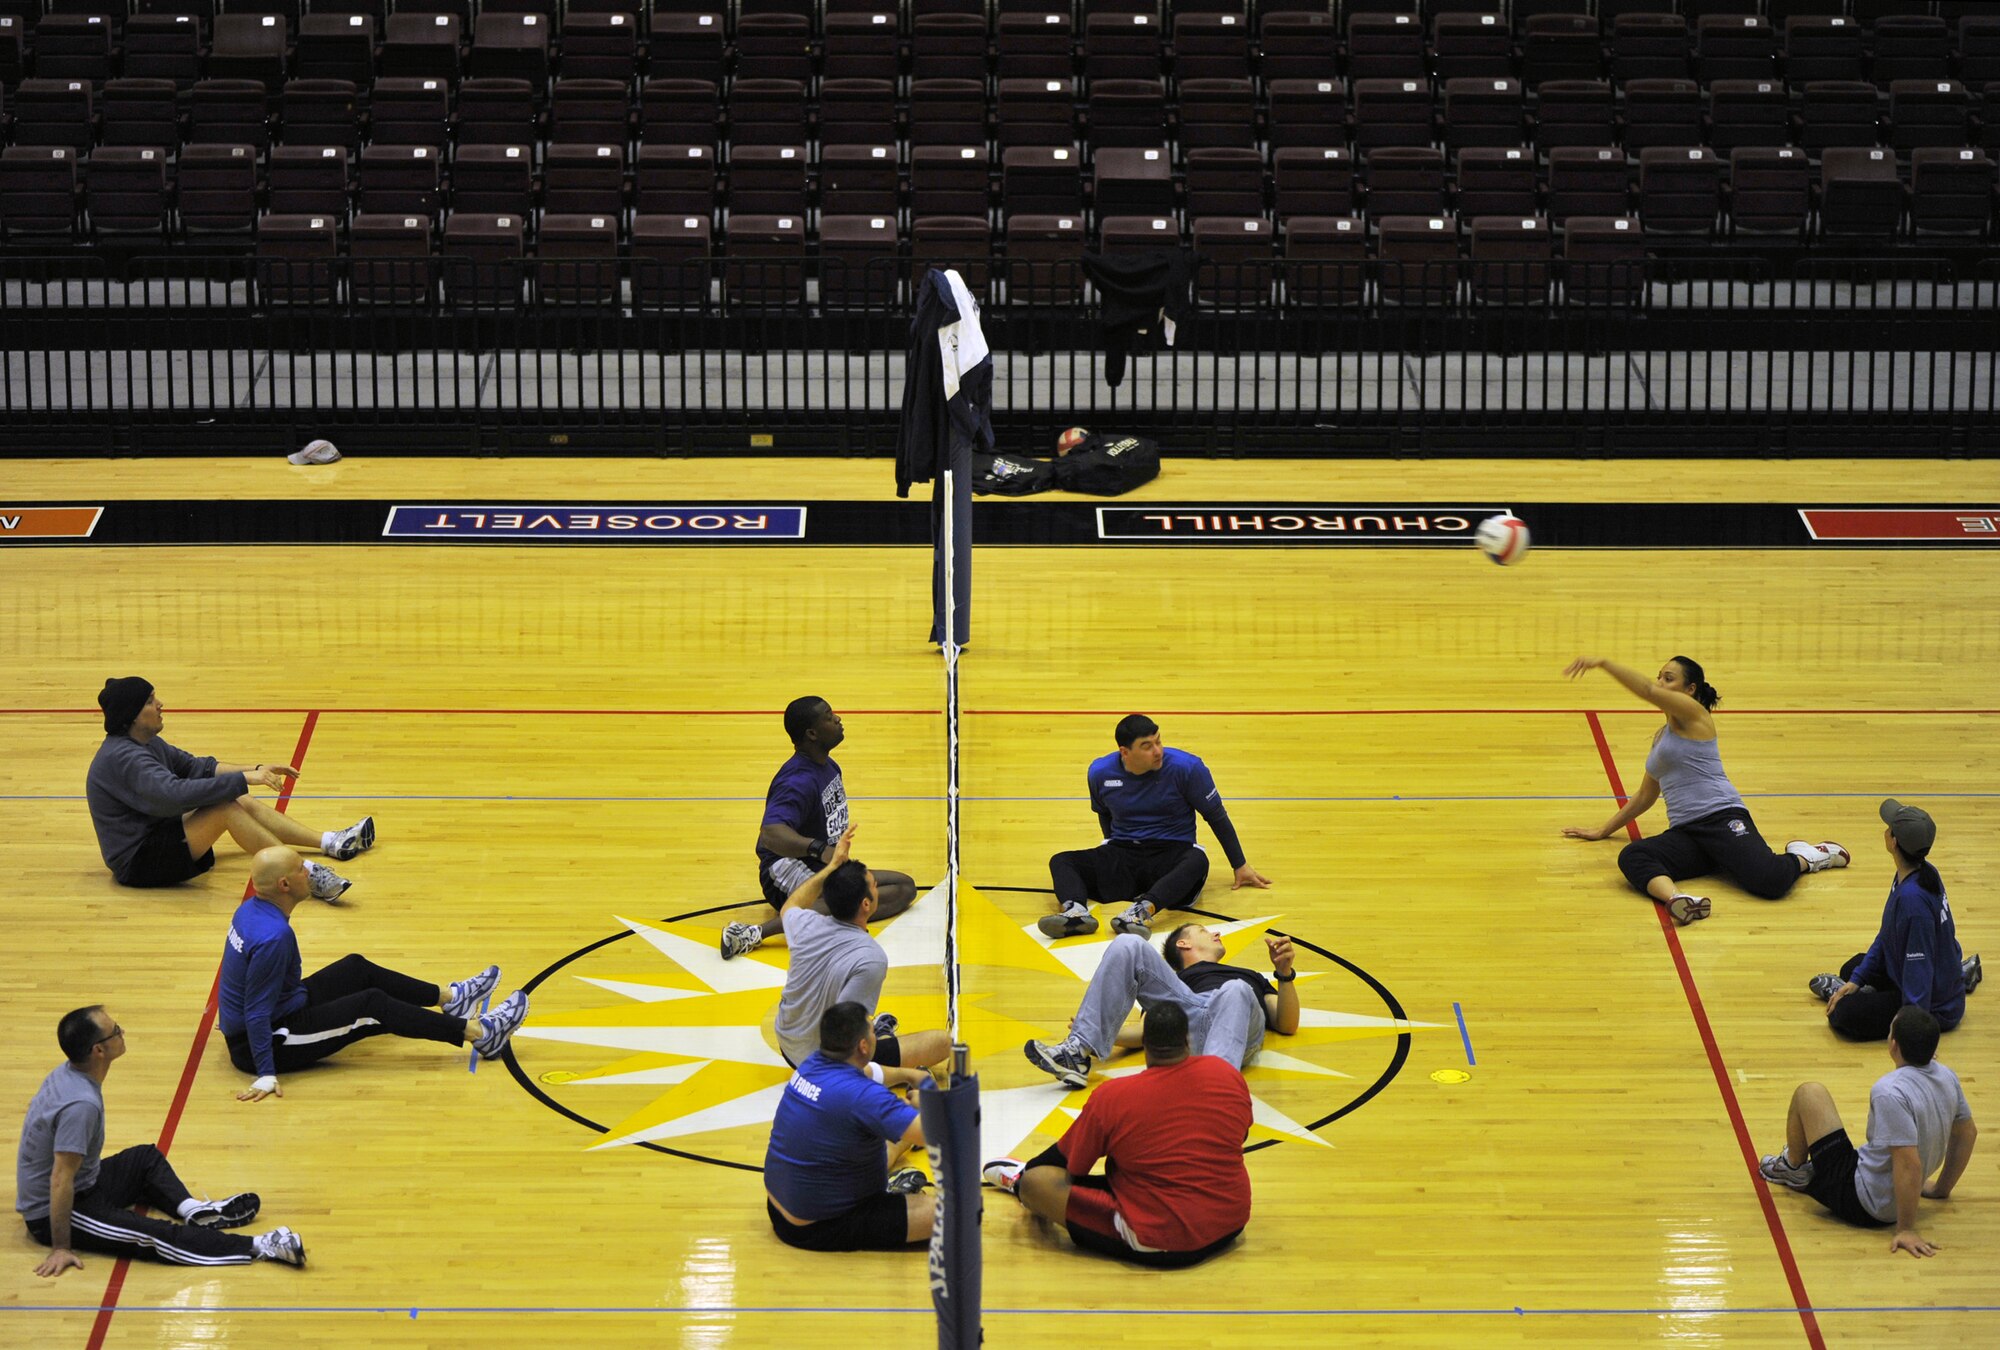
[766,1193,915,1251]
[117,816,215,889]
[1803,1129,1892,1229]
[783,1036,901,1072]
[759,857,825,908]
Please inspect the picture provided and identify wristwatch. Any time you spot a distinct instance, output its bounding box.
[1273,970,1296,984]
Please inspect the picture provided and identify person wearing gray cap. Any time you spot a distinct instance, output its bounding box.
[85,678,374,895]
[1809,799,1979,1042]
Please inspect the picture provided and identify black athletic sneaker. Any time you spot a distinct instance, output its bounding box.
[1023,1037,1092,1090]
[1965,953,1983,995]
[887,1167,930,1194]
[188,1193,261,1228]
[1036,903,1099,939]
[872,1012,899,1039]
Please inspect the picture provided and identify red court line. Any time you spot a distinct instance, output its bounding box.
[1583,711,1825,1350]
[4,707,1996,718]
[84,711,319,1350]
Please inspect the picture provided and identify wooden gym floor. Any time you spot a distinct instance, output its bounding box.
[0,454,1994,1349]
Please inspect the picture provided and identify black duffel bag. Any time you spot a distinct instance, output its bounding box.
[1052,432,1160,496]
[970,451,1059,496]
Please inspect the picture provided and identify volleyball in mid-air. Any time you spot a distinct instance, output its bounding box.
[1475,514,1531,565]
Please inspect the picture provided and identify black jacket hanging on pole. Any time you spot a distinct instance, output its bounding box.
[896,268,995,497]
[1079,249,1197,389]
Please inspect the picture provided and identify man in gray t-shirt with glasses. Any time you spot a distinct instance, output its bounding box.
[1760,1005,1977,1258]
[16,1005,305,1276]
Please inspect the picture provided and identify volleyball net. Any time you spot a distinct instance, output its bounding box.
[920,457,982,1350]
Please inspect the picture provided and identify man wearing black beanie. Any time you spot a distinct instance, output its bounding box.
[85,678,376,893]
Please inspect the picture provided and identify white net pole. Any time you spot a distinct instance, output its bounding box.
[940,463,962,1045]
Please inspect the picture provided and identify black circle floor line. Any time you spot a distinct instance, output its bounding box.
[507,894,1413,1170]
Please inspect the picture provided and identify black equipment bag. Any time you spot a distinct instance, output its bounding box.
[970,451,1058,496]
[1050,433,1160,496]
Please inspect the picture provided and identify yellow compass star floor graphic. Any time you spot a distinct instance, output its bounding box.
[508,882,1439,1169]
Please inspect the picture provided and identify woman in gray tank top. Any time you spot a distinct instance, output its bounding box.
[1562,655,1850,924]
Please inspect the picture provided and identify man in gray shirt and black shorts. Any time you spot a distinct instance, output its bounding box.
[85,676,374,895]
[772,827,948,1080]
[1761,1005,1977,1257]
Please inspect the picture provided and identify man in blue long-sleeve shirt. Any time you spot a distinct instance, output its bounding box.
[1040,715,1272,940]
[219,847,529,1102]
[1811,800,1980,1041]
[84,676,374,894]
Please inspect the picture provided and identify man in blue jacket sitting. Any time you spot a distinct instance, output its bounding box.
[1040,714,1272,940]
[220,847,528,1102]
[1811,799,1980,1041]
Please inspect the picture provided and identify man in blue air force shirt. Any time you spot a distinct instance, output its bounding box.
[763,1002,933,1252]
[1040,714,1272,940]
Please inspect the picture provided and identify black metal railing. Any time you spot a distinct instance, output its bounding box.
[2,253,1996,455]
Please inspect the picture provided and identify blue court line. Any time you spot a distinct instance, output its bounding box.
[1453,1002,1475,1066]
[8,791,2000,804]
[5,1305,1994,1318]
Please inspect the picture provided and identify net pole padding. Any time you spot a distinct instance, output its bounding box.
[921,1046,981,1350]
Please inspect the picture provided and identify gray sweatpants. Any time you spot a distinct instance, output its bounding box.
[1070,935,1268,1068]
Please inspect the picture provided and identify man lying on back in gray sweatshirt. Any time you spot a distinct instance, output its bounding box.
[85,676,374,895]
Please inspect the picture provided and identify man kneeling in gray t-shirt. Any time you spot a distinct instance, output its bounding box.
[1759,1006,1977,1257]
[770,827,950,1078]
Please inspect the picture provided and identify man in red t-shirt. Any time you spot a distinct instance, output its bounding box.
[982,1002,1252,1267]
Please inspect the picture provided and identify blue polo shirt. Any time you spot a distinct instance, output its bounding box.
[1086,746,1246,867]
[764,1052,917,1221]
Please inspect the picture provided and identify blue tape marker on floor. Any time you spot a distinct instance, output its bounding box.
[467,990,490,1074]
[1453,1002,1475,1066]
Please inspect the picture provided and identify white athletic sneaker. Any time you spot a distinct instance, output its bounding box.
[1665,893,1711,925]
[442,964,501,1019]
[981,1159,1024,1194]
[472,990,529,1060]
[719,922,762,959]
[287,439,341,465]
[324,816,375,861]
[1759,1149,1814,1190]
[303,860,351,902]
[1785,840,1850,873]
[253,1227,307,1266]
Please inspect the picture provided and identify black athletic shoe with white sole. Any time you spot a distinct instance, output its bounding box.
[188,1193,261,1228]
[1023,1037,1092,1090]
[1037,903,1099,939]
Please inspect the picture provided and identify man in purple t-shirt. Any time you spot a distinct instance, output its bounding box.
[722,697,919,959]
